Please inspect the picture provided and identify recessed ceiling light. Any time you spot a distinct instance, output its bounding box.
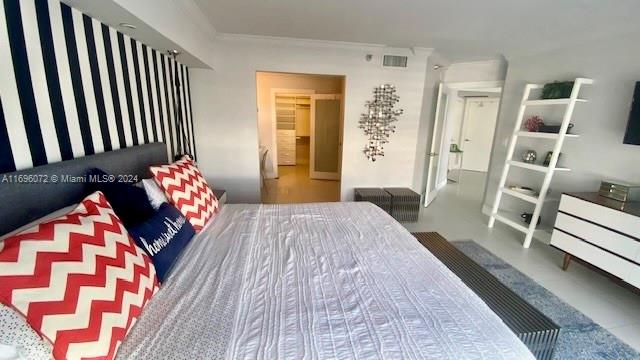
[119,23,136,30]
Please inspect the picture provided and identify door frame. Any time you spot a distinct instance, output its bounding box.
[269,88,315,178]
[423,80,503,207]
[310,94,343,180]
[424,83,448,207]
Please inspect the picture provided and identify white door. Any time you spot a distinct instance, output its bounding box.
[460,98,499,172]
[424,83,448,207]
[310,94,342,180]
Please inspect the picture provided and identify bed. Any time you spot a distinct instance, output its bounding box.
[115,201,531,359]
[0,144,533,359]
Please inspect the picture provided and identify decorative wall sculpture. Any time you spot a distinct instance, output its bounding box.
[360,84,403,161]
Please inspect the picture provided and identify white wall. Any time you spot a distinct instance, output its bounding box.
[190,35,432,202]
[484,32,640,227]
[255,72,343,178]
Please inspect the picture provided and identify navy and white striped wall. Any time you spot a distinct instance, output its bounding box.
[0,0,196,174]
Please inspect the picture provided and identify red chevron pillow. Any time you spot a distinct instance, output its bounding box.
[150,158,219,231]
[0,191,159,360]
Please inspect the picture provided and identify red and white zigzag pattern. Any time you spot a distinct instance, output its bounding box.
[0,191,159,360]
[150,158,219,231]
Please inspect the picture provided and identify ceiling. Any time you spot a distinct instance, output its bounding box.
[194,0,639,61]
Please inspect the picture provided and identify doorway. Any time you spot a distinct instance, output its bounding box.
[424,81,502,207]
[256,72,345,204]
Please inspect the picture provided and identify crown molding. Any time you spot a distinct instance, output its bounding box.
[216,33,433,56]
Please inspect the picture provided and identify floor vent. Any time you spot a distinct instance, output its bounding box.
[383,55,408,68]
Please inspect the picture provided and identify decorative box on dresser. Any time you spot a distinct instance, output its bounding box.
[550,192,640,289]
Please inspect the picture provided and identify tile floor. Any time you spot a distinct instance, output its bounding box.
[404,170,640,351]
[261,164,340,204]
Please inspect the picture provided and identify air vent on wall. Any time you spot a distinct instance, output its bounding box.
[383,55,408,68]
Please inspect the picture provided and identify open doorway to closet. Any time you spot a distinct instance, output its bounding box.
[256,71,345,204]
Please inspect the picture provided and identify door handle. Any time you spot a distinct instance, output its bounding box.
[464,139,470,142]
[428,152,439,156]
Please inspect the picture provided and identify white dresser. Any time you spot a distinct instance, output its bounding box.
[550,193,640,289]
[277,129,296,165]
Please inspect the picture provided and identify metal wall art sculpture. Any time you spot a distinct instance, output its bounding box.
[360,84,403,161]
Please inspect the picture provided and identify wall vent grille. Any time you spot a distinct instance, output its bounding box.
[383,55,408,68]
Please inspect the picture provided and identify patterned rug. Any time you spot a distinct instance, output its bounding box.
[453,241,639,360]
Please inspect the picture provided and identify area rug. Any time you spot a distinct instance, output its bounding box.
[453,240,639,360]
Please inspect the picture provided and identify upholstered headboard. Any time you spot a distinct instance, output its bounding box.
[0,143,168,236]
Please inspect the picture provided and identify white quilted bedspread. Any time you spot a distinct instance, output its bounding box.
[118,203,533,360]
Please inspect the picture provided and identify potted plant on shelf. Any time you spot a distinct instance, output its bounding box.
[524,115,544,132]
[541,81,574,99]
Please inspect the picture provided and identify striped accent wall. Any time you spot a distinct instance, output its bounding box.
[0,0,196,174]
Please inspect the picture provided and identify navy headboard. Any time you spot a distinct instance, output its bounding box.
[0,143,167,236]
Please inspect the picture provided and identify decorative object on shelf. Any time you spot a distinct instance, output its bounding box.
[599,180,640,202]
[521,212,542,225]
[360,84,403,161]
[538,123,574,134]
[541,81,574,99]
[523,115,544,132]
[542,151,560,167]
[522,149,537,163]
[508,185,538,196]
[450,143,463,153]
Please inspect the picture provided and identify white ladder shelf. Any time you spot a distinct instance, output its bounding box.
[488,78,593,248]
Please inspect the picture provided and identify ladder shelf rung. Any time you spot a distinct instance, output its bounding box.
[491,211,553,243]
[524,99,587,106]
[493,211,528,233]
[507,160,570,173]
[516,131,579,139]
[500,188,538,204]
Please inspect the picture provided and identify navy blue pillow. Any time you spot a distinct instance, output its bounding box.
[85,168,154,227]
[128,203,196,282]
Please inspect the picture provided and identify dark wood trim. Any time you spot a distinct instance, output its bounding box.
[562,253,572,271]
[558,210,640,243]
[563,192,640,218]
[551,245,640,295]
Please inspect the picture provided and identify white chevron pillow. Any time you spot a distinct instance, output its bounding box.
[0,191,159,360]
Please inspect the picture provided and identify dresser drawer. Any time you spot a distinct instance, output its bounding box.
[277,129,296,139]
[559,195,640,237]
[551,229,635,280]
[277,143,296,152]
[555,212,640,261]
[278,151,295,165]
[277,136,295,145]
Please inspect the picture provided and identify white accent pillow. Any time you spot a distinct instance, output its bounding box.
[0,205,75,241]
[141,178,169,210]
